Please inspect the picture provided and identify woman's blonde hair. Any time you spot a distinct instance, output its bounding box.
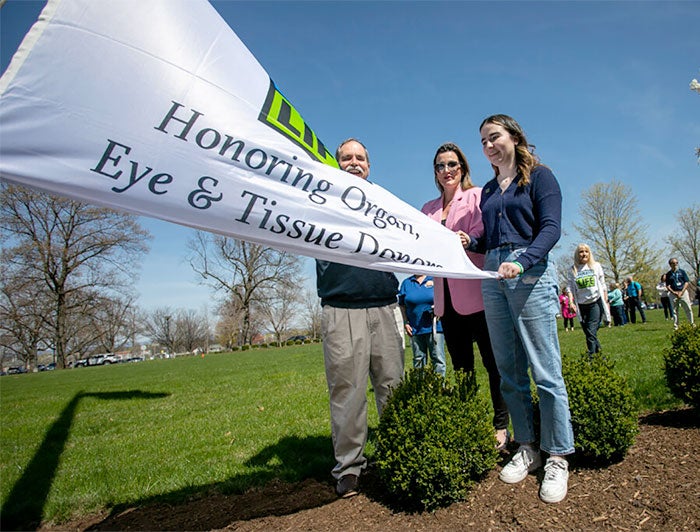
[573,243,596,268]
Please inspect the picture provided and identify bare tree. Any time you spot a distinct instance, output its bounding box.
[143,307,177,354]
[188,232,302,345]
[667,203,700,284]
[301,289,323,339]
[61,288,105,362]
[554,252,573,291]
[255,282,302,346]
[1,184,150,368]
[573,180,661,294]
[90,295,137,354]
[174,308,209,353]
[0,272,49,370]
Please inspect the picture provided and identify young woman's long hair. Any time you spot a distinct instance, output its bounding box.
[479,114,540,186]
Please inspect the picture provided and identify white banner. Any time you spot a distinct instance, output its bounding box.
[0,0,496,280]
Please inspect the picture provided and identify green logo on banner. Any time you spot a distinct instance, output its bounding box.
[259,79,339,168]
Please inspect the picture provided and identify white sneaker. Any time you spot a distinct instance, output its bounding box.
[539,457,569,503]
[499,445,542,484]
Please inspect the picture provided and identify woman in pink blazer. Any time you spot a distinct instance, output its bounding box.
[421,142,509,450]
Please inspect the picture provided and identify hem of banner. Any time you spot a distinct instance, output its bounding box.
[371,261,499,280]
[0,0,60,95]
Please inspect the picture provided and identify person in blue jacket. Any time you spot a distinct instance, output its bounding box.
[398,274,446,376]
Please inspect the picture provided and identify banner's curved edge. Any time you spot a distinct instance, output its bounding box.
[369,261,500,280]
[0,0,60,94]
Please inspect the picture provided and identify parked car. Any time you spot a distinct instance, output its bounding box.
[74,353,122,367]
[286,335,308,343]
[7,366,27,374]
[38,363,56,371]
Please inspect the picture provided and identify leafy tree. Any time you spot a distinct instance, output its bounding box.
[0,184,150,368]
[188,232,301,345]
[215,298,244,349]
[573,180,660,296]
[666,203,700,284]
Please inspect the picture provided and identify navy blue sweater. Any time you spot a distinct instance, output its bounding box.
[316,260,398,308]
[471,165,562,271]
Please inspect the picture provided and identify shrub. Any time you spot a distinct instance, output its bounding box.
[562,353,638,463]
[664,324,700,408]
[374,369,498,512]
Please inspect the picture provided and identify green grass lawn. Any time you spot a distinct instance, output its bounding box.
[0,309,685,527]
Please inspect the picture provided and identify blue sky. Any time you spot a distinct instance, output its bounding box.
[2,0,698,314]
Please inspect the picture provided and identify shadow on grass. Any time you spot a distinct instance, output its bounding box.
[86,435,336,531]
[0,390,170,531]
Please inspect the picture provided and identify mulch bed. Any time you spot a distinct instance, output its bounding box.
[44,407,699,531]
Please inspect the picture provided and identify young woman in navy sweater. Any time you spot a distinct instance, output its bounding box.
[466,114,574,504]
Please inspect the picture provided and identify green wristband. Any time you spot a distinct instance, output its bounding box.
[513,261,524,274]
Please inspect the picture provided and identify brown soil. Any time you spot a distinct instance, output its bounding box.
[45,408,699,531]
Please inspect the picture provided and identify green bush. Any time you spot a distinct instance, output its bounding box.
[562,353,638,463]
[374,369,498,512]
[664,324,700,408]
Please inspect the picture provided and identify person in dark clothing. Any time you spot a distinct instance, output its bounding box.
[624,275,646,324]
[316,138,404,499]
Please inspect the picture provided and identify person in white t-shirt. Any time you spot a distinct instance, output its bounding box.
[567,244,609,355]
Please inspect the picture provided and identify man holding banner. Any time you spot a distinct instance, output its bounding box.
[316,139,405,498]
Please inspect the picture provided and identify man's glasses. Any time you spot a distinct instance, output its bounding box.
[434,161,461,172]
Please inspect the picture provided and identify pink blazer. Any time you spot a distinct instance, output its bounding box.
[421,187,485,316]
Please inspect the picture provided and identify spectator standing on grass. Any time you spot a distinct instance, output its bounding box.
[316,138,405,499]
[421,142,510,451]
[656,274,675,321]
[398,274,446,377]
[466,114,574,503]
[621,279,631,323]
[665,258,695,329]
[608,282,626,326]
[568,244,610,355]
[624,274,646,324]
[559,286,576,331]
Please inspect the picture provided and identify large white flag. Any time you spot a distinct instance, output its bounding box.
[0,0,496,280]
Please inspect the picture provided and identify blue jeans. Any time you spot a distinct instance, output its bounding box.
[579,299,602,354]
[410,332,446,376]
[482,247,575,456]
[610,304,626,326]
